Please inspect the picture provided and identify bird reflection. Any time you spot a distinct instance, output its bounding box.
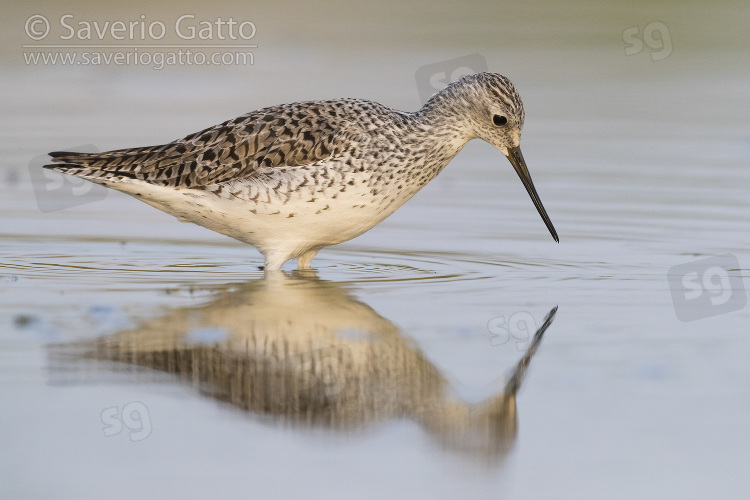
[51,272,556,459]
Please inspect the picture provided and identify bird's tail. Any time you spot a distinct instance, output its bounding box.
[44,151,106,180]
[44,146,174,183]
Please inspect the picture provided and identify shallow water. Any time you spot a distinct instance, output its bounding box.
[2,1,750,498]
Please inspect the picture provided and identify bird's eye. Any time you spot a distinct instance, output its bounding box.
[493,115,508,126]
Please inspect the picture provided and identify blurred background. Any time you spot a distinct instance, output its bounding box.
[1,1,749,499]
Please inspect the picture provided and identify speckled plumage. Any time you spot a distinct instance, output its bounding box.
[45,73,557,270]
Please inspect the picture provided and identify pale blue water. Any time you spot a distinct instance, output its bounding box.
[2,1,750,498]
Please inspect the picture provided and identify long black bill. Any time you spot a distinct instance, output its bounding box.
[505,146,559,243]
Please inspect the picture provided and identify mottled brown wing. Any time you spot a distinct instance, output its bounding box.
[45,101,352,188]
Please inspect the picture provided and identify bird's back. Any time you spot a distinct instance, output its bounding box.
[44,98,397,190]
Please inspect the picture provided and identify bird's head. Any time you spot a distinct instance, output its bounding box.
[428,73,558,243]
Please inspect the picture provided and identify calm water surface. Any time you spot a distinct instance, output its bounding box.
[2,1,750,498]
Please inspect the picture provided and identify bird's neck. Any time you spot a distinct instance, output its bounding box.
[411,95,476,156]
[365,106,473,203]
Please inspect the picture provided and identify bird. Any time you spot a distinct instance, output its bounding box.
[45,73,558,271]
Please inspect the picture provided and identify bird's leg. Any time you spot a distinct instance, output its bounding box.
[297,249,319,270]
[261,252,286,272]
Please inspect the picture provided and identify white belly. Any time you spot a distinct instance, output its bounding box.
[108,173,411,262]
